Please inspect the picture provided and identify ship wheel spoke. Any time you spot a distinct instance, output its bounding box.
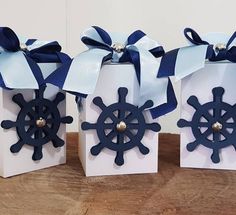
[42,107,52,118]
[27,108,37,119]
[107,130,117,139]
[222,111,234,121]
[213,106,221,119]
[124,129,135,140]
[24,120,35,126]
[213,132,221,142]
[125,111,139,123]
[109,113,119,124]
[202,111,214,123]
[46,118,54,124]
[225,123,235,128]
[27,126,38,136]
[198,122,211,127]
[103,123,114,129]
[220,129,230,139]
[127,123,139,129]
[201,128,212,139]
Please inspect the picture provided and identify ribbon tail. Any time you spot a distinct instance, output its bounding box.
[0,51,39,89]
[149,78,177,118]
[174,45,208,80]
[0,73,10,89]
[135,49,169,115]
[55,52,71,63]
[157,48,179,78]
[126,49,141,83]
[46,60,72,89]
[24,55,45,87]
[46,60,87,99]
[61,49,112,94]
[129,33,165,58]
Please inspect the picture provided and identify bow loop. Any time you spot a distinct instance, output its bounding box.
[27,41,68,63]
[127,30,146,45]
[91,26,112,46]
[126,30,164,58]
[29,41,62,54]
[81,26,112,52]
[225,46,236,63]
[184,28,209,45]
[0,27,20,52]
[226,31,236,47]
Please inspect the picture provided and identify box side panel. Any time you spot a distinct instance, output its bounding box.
[78,99,87,175]
[180,63,236,170]
[80,64,158,176]
[0,89,4,176]
[0,63,66,177]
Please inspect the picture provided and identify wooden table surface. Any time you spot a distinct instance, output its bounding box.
[0,133,235,215]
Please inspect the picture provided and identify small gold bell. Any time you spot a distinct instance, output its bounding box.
[112,43,125,53]
[20,43,28,51]
[116,121,127,132]
[215,43,226,51]
[36,117,46,128]
[212,121,223,132]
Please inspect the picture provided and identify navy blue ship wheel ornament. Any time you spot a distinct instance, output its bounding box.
[177,87,236,163]
[1,86,73,161]
[81,87,161,166]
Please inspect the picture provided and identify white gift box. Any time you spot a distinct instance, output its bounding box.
[0,63,67,177]
[78,63,159,176]
[180,62,236,170]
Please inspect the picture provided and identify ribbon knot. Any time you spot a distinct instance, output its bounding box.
[19,42,28,52]
[0,27,70,89]
[158,27,236,80]
[46,26,177,118]
[112,43,125,53]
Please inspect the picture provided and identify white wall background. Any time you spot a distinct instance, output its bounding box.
[0,0,235,133]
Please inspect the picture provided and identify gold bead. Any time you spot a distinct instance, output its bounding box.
[36,117,46,128]
[112,43,125,53]
[20,43,28,51]
[212,122,222,132]
[215,43,226,51]
[116,121,127,132]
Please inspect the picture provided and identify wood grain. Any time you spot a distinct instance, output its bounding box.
[0,133,235,215]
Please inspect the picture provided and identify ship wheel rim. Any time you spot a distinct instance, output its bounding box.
[16,98,61,146]
[96,102,146,151]
[191,102,236,149]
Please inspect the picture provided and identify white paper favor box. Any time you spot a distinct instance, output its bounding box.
[78,64,159,176]
[179,62,236,170]
[0,63,72,178]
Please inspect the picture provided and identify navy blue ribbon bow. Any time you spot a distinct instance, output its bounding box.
[158,28,236,78]
[81,26,165,83]
[46,26,177,119]
[0,27,70,89]
[184,28,236,62]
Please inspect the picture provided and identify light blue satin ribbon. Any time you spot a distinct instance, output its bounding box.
[63,27,169,109]
[175,32,233,80]
[0,50,38,89]
[0,36,58,89]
